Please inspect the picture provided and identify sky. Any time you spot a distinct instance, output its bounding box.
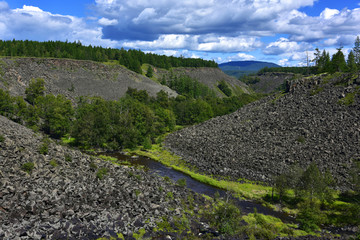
[1,0,360,66]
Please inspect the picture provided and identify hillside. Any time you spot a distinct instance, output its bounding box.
[165,73,360,189]
[219,61,281,78]
[241,72,296,94]
[0,115,212,239]
[155,67,251,97]
[0,57,177,101]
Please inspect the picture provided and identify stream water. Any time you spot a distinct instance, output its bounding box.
[101,152,295,223]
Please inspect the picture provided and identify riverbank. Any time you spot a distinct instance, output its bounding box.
[129,144,359,239]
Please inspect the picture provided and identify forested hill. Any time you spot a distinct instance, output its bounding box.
[0,40,218,72]
[219,60,280,78]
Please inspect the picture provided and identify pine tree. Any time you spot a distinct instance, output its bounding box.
[347,50,358,73]
[353,36,360,67]
[330,48,347,73]
[146,65,154,78]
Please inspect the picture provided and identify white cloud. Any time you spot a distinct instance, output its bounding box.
[98,17,118,26]
[227,53,256,62]
[263,38,304,55]
[0,4,118,47]
[320,8,340,20]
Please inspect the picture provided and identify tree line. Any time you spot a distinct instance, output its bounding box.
[259,36,360,75]
[0,39,218,73]
[0,77,259,149]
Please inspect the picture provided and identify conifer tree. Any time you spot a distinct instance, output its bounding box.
[353,36,360,67]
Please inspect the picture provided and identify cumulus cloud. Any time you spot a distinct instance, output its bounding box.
[98,17,118,26]
[263,38,309,55]
[227,53,256,62]
[0,4,117,47]
[94,0,317,42]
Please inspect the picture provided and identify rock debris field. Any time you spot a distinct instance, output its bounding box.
[0,116,207,239]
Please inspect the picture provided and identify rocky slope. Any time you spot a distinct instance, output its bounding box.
[165,73,360,189]
[246,72,296,94]
[155,67,251,96]
[0,115,210,239]
[0,57,177,101]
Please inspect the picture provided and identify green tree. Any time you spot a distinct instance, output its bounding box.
[353,36,360,67]
[36,94,74,138]
[218,80,232,97]
[25,78,45,105]
[347,50,358,73]
[330,48,347,73]
[274,174,289,202]
[146,65,154,78]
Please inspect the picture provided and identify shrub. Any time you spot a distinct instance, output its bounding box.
[176,178,187,187]
[297,201,325,232]
[0,134,4,142]
[209,200,242,236]
[142,136,152,150]
[296,136,306,143]
[64,154,72,162]
[21,162,34,174]
[49,159,58,167]
[89,162,98,170]
[96,167,108,180]
[166,191,174,200]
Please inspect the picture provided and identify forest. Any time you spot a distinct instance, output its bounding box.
[0,77,259,150]
[0,39,218,73]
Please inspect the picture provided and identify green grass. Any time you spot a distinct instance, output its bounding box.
[242,212,309,238]
[130,144,272,200]
[338,89,359,106]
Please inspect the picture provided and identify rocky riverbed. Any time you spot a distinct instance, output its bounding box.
[165,73,360,190]
[0,115,210,239]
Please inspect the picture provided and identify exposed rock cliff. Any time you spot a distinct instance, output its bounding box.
[0,57,177,101]
[165,73,360,189]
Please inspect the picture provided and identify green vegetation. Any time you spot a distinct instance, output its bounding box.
[64,154,72,162]
[49,159,58,167]
[338,89,359,105]
[38,141,49,155]
[96,167,108,180]
[217,80,232,97]
[259,37,360,76]
[176,178,187,187]
[0,39,217,72]
[0,72,260,150]
[132,144,272,200]
[0,134,4,142]
[21,162,34,174]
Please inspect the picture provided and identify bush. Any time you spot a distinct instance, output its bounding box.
[297,201,325,232]
[209,200,242,236]
[49,159,58,167]
[21,162,34,174]
[64,154,72,162]
[176,178,187,187]
[96,167,108,180]
[0,134,4,142]
[142,136,152,150]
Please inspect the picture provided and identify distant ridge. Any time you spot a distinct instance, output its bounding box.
[219,60,281,78]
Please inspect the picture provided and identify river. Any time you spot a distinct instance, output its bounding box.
[101,151,295,223]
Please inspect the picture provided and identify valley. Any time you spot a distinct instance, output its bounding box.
[0,41,360,239]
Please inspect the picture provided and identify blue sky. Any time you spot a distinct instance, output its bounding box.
[2,0,360,66]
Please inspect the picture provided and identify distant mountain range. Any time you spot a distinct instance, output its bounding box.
[219,61,281,78]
